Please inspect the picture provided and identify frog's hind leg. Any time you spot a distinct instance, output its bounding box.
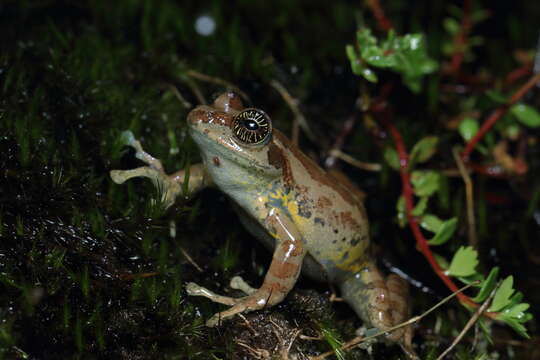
[339,260,416,358]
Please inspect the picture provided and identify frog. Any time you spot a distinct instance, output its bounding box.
[110,92,416,358]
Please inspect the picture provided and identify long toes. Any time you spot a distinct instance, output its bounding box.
[110,170,127,184]
[185,282,206,296]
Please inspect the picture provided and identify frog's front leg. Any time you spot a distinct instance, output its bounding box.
[187,209,306,327]
[110,131,212,208]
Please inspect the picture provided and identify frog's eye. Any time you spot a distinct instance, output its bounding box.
[232,108,272,145]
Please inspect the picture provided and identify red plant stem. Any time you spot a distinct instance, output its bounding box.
[449,0,472,75]
[504,62,532,86]
[366,0,393,31]
[380,118,477,307]
[461,71,540,160]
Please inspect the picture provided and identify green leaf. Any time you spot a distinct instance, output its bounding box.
[396,196,406,228]
[502,303,530,319]
[459,117,479,141]
[361,67,377,82]
[410,136,439,165]
[472,267,499,303]
[488,276,514,312]
[510,103,540,128]
[412,196,428,216]
[411,170,441,197]
[485,89,507,104]
[443,17,460,35]
[384,146,400,170]
[499,316,530,339]
[420,214,443,233]
[348,28,437,93]
[428,217,457,245]
[447,246,478,277]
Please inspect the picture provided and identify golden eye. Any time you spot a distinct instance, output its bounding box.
[232,108,272,145]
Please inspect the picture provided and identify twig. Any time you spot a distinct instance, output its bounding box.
[179,247,204,272]
[186,69,250,103]
[310,282,478,360]
[366,0,393,31]
[324,115,356,168]
[435,282,498,360]
[504,62,532,87]
[270,79,316,144]
[328,149,382,172]
[461,71,540,160]
[452,147,477,248]
[184,77,207,105]
[166,84,192,109]
[170,220,203,272]
[449,0,472,75]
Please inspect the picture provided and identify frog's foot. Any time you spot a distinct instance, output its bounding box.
[186,281,273,327]
[119,130,164,172]
[229,276,257,295]
[110,167,181,209]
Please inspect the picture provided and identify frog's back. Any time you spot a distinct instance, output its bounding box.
[266,131,371,281]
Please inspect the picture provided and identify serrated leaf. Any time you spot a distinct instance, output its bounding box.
[384,146,400,170]
[459,117,479,141]
[502,303,530,319]
[497,315,530,339]
[428,217,457,245]
[410,136,439,165]
[488,276,514,312]
[447,246,478,277]
[420,214,443,233]
[472,267,499,302]
[411,170,441,197]
[510,103,540,128]
[348,29,436,93]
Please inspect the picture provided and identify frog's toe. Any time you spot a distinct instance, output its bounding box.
[230,276,256,295]
[185,282,205,296]
[110,170,127,184]
[206,314,221,327]
[120,130,136,146]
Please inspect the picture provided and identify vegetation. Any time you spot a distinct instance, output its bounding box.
[0,0,539,358]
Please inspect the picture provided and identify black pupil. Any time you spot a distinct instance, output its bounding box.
[244,120,259,130]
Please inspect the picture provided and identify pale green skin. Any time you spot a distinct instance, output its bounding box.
[110,92,416,358]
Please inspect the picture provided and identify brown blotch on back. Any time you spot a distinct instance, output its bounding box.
[212,156,220,167]
[273,131,357,206]
[340,211,361,231]
[317,196,333,210]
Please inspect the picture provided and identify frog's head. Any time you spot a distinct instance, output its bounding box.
[187,92,281,185]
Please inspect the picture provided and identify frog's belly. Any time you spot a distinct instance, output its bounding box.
[233,204,369,283]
